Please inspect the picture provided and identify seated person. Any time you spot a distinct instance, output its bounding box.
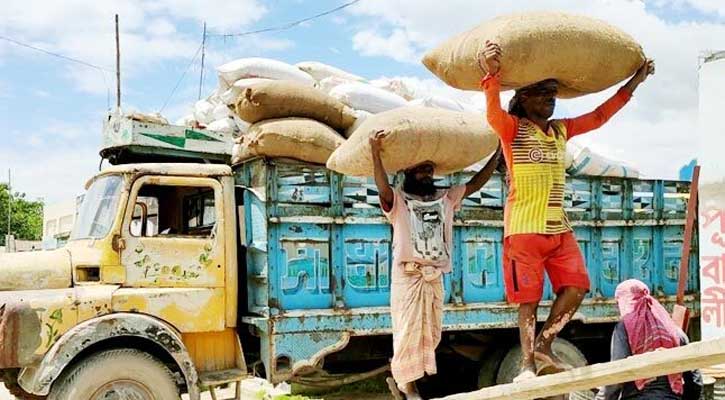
[595,279,702,400]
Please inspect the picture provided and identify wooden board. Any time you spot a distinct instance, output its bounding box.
[436,337,725,400]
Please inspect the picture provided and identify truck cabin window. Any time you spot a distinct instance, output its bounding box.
[70,175,123,241]
[130,184,216,238]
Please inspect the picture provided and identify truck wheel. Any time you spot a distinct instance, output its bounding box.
[496,338,593,399]
[477,347,507,388]
[496,338,587,385]
[48,348,179,400]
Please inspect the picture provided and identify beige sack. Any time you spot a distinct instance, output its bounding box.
[422,12,645,98]
[326,106,499,176]
[233,80,357,131]
[233,118,344,165]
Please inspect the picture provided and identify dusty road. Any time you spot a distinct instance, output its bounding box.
[0,383,392,399]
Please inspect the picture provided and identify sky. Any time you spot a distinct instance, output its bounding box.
[0,0,724,204]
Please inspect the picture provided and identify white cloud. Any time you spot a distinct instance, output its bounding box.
[0,117,101,203]
[346,0,725,178]
[352,29,419,63]
[25,135,43,147]
[148,0,268,31]
[0,0,270,94]
[682,0,725,16]
[0,144,98,203]
[32,89,50,98]
[146,18,178,37]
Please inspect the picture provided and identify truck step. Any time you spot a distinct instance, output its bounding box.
[199,368,247,400]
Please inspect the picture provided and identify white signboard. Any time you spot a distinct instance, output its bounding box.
[698,53,725,342]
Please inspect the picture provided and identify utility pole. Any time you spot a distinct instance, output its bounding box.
[7,169,10,237]
[115,14,121,110]
[198,22,207,100]
[5,169,11,252]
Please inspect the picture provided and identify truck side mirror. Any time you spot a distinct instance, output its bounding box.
[112,234,126,252]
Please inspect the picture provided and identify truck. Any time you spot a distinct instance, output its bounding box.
[0,114,700,399]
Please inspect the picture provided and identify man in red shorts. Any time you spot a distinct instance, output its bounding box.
[479,40,654,381]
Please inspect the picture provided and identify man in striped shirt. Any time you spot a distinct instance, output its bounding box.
[480,40,654,381]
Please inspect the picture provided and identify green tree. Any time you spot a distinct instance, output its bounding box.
[0,183,44,246]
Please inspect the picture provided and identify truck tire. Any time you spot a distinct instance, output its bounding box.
[48,349,179,400]
[477,347,507,388]
[496,338,593,399]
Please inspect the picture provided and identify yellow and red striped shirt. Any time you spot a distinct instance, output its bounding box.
[482,74,632,237]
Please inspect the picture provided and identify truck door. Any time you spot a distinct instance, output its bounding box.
[119,175,225,288]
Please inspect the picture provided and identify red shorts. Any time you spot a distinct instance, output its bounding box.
[503,232,590,304]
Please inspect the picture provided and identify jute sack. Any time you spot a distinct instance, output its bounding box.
[232,118,344,165]
[219,78,272,105]
[328,82,408,114]
[233,80,357,131]
[422,12,645,98]
[217,57,315,87]
[326,106,499,176]
[295,61,365,82]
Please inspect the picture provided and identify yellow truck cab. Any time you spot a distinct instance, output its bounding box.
[0,162,244,400]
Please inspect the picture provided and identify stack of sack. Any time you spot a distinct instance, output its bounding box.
[178,56,499,173]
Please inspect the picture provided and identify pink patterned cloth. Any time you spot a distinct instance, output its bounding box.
[390,263,443,389]
[615,279,683,394]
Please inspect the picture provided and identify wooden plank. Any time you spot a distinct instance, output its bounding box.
[436,338,725,400]
[673,165,699,330]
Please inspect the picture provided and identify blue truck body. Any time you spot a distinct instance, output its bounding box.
[235,158,700,384]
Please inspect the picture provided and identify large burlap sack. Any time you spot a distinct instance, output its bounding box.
[207,117,238,134]
[329,82,408,114]
[316,76,354,94]
[567,143,640,178]
[370,77,418,100]
[175,114,196,127]
[217,57,315,87]
[193,99,215,125]
[422,12,645,98]
[295,61,364,82]
[344,109,372,138]
[219,78,273,105]
[233,80,357,131]
[126,112,168,125]
[233,118,344,165]
[212,103,232,121]
[408,96,479,113]
[327,106,499,176]
[232,115,250,135]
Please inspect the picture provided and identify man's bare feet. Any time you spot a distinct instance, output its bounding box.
[534,350,573,374]
[386,377,405,400]
[513,367,537,383]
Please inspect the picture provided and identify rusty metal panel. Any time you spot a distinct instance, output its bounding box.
[0,289,78,368]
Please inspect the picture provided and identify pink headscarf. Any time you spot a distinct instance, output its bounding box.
[615,279,683,394]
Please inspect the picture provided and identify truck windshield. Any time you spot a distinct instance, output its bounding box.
[70,175,123,240]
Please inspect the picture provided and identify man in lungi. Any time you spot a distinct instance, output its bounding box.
[370,130,502,399]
